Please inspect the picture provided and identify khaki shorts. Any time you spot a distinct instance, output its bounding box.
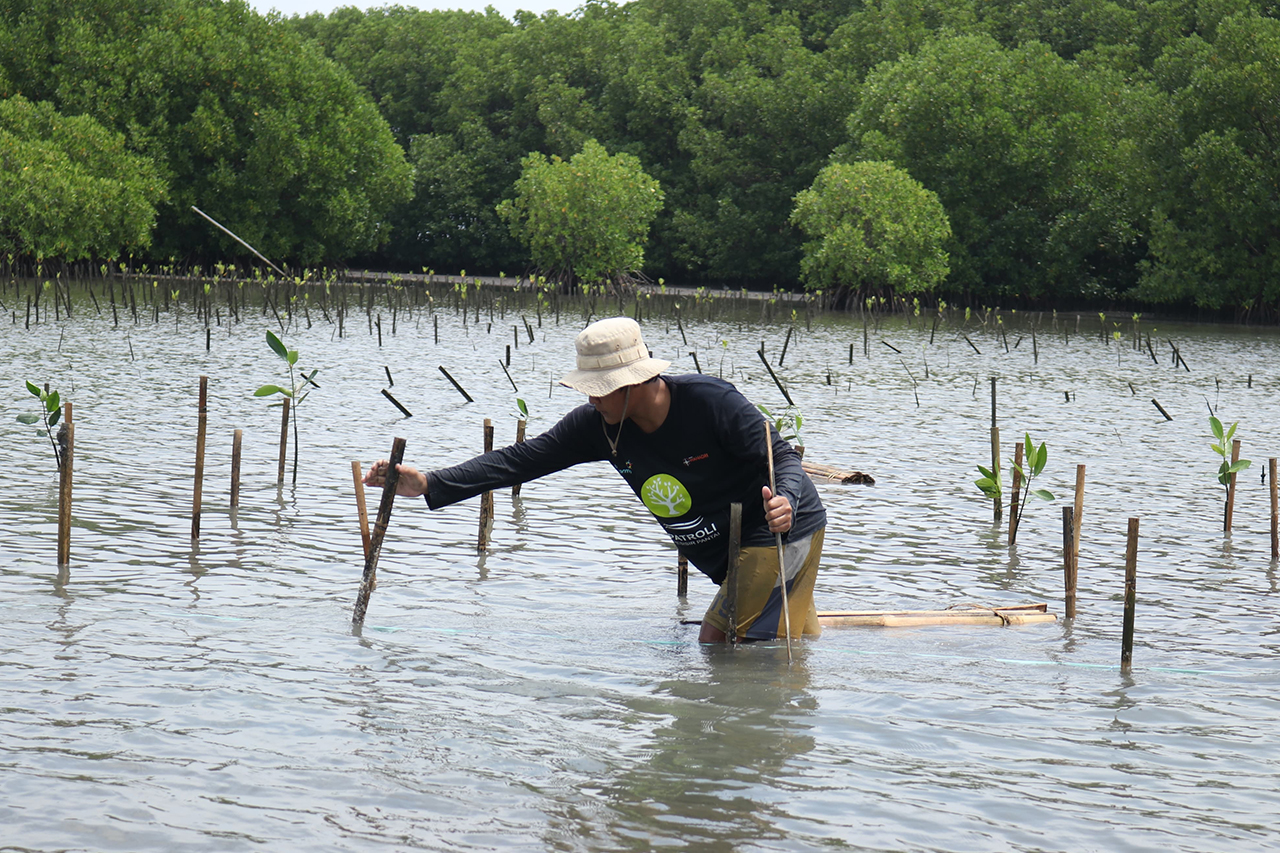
[703,528,823,640]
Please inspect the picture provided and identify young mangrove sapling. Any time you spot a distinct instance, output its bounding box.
[16,381,64,470]
[254,330,318,485]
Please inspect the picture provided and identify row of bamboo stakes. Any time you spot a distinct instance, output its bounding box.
[43,373,1280,668]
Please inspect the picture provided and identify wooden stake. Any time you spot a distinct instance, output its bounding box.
[1073,464,1085,558]
[276,397,290,485]
[1271,458,1278,560]
[478,418,494,551]
[1009,441,1023,544]
[57,404,73,567]
[192,376,208,539]
[439,365,474,403]
[1151,398,1173,421]
[990,378,1001,522]
[726,502,741,645]
[352,436,406,626]
[764,420,793,662]
[1062,506,1076,619]
[351,460,372,561]
[1225,438,1241,533]
[1121,517,1139,671]
[677,553,688,597]
[512,419,526,497]
[230,429,243,510]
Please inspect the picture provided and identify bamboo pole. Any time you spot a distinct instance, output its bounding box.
[817,602,1055,628]
[1121,517,1139,671]
[230,428,243,510]
[511,419,526,497]
[677,554,688,597]
[1009,441,1023,543]
[57,403,73,567]
[1062,506,1076,619]
[192,376,208,539]
[1225,438,1241,533]
[478,418,494,551]
[764,420,793,662]
[1271,458,1278,561]
[352,436,406,626]
[352,460,372,561]
[1073,464,1086,558]
[276,397,290,485]
[726,502,742,644]
[990,378,1001,522]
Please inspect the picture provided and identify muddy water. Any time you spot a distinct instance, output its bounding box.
[2,291,1279,851]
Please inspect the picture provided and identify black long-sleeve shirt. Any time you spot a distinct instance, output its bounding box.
[425,374,826,583]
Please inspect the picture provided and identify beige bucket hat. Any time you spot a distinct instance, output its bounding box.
[559,317,670,397]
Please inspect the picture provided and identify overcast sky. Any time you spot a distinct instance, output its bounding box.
[247,0,576,20]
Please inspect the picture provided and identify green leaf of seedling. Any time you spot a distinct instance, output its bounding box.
[1209,416,1225,443]
[1033,442,1048,475]
[25,380,41,397]
[516,398,528,417]
[1211,443,1225,456]
[1032,489,1054,501]
[266,330,288,361]
[1229,460,1252,475]
[47,407,60,427]
[46,391,60,413]
[1224,421,1238,443]
[254,384,288,397]
[1217,460,1232,486]
[286,349,299,366]
[17,414,38,425]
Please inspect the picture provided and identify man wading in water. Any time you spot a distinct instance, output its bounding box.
[364,317,826,642]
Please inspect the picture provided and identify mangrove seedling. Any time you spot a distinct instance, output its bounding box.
[254,330,319,484]
[1210,416,1251,527]
[758,404,803,448]
[16,381,64,469]
[1009,433,1055,543]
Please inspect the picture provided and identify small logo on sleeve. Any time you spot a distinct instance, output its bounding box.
[682,452,709,467]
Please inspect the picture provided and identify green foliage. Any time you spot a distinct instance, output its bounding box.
[845,33,1142,302]
[790,161,951,299]
[974,464,1002,504]
[1209,415,1251,490]
[254,330,318,484]
[1133,12,1280,310]
[0,96,163,260]
[0,0,410,265]
[497,139,664,287]
[16,380,63,469]
[758,404,803,447]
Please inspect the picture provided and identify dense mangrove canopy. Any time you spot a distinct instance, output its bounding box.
[0,0,1277,314]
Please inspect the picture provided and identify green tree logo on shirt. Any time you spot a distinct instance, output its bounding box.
[641,473,693,517]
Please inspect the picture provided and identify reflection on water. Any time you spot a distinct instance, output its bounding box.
[3,291,1280,851]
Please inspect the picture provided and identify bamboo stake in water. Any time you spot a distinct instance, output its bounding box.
[192,376,208,539]
[1062,506,1076,619]
[478,418,494,552]
[276,397,290,486]
[1225,438,1241,533]
[57,404,74,567]
[726,502,742,645]
[1121,517,1140,671]
[1271,458,1278,560]
[1073,464,1086,558]
[230,428,243,510]
[990,378,1001,522]
[352,437,406,626]
[677,554,688,597]
[1009,441,1024,544]
[764,420,793,663]
[351,460,372,561]
[512,419,526,497]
